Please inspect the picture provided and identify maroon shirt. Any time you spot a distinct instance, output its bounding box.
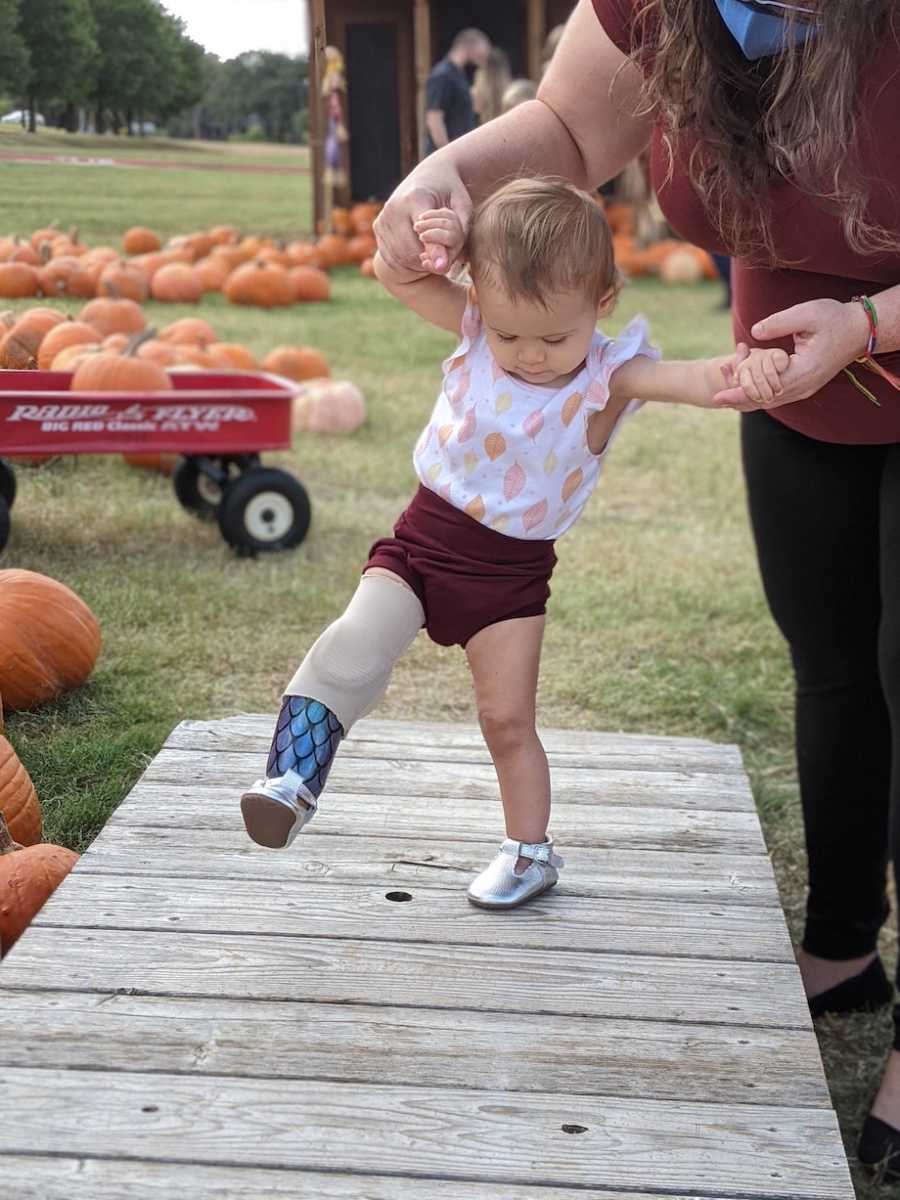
[593,0,900,443]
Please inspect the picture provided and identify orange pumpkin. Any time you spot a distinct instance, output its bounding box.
[122,453,179,474]
[316,234,352,268]
[36,320,101,371]
[158,317,217,347]
[0,263,38,299]
[50,342,106,373]
[224,260,294,308]
[123,226,162,255]
[135,338,182,367]
[194,255,232,293]
[286,240,325,269]
[79,297,147,338]
[0,813,78,955]
[262,345,330,382]
[150,263,204,304]
[331,207,354,237]
[29,225,59,249]
[350,202,380,235]
[71,333,173,394]
[101,332,130,353]
[8,240,41,267]
[289,266,331,303]
[0,697,41,847]
[208,342,257,370]
[0,309,66,370]
[346,234,376,264]
[208,224,239,245]
[97,259,149,302]
[0,569,102,712]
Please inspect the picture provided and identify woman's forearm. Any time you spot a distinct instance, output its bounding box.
[412,101,591,204]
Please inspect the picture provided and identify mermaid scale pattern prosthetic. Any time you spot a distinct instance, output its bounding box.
[266,696,344,799]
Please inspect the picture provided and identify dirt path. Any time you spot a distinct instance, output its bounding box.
[0,151,308,175]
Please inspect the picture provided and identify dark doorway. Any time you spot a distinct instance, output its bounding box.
[433,0,526,76]
[345,21,402,200]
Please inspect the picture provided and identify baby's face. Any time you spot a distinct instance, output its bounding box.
[475,278,602,387]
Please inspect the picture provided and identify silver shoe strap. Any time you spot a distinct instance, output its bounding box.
[500,837,564,869]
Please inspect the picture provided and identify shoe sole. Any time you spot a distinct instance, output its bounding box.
[240,790,301,849]
[466,878,557,910]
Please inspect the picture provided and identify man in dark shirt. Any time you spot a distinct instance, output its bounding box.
[424,28,491,155]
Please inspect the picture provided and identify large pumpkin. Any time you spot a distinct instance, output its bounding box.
[36,319,101,370]
[262,346,330,382]
[98,259,149,303]
[151,263,204,304]
[0,570,102,712]
[0,814,78,954]
[0,263,38,299]
[71,333,173,393]
[123,226,161,255]
[0,698,41,846]
[79,297,146,337]
[224,260,294,308]
[288,267,330,303]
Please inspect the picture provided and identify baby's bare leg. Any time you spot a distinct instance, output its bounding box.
[466,615,549,873]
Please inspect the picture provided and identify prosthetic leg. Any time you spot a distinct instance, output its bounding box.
[241,574,424,848]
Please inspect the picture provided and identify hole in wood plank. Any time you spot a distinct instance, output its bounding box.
[142,1105,159,1113]
[385,891,413,902]
[562,1124,588,1134]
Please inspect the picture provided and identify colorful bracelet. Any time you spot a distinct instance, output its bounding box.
[852,294,878,357]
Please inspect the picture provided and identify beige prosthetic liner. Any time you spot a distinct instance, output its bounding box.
[283,573,425,733]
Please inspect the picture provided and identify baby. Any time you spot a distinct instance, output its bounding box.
[240,177,786,909]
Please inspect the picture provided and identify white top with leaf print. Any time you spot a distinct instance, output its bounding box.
[412,302,658,541]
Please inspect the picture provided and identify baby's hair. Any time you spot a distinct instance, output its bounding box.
[466,177,619,310]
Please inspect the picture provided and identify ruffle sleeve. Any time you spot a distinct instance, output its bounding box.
[583,315,659,411]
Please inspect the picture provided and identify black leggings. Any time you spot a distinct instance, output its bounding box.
[742,411,900,989]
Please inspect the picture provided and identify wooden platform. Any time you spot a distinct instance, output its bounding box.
[0,715,853,1199]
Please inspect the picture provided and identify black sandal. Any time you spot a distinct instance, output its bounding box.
[858,1115,900,1182]
[808,954,893,1019]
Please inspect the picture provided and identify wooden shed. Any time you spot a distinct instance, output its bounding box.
[309,0,576,228]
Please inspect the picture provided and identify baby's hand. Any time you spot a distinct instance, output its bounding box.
[722,343,791,406]
[413,207,466,273]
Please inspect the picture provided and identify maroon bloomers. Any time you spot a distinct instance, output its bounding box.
[364,485,558,647]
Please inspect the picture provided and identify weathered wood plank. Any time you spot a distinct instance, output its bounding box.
[75,826,782,905]
[168,716,746,774]
[0,1069,852,1198]
[0,927,811,1028]
[143,746,756,812]
[0,1157,779,1200]
[33,872,794,962]
[0,990,830,1107]
[106,782,767,855]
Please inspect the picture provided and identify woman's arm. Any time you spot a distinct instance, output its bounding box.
[374,0,651,275]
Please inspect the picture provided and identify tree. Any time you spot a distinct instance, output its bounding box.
[18,0,98,132]
[0,0,30,103]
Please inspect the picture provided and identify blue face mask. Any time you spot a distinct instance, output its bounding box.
[714,0,817,60]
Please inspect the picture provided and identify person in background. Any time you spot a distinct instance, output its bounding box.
[472,47,512,126]
[501,78,538,114]
[423,28,491,155]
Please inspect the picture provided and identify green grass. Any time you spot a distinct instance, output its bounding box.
[0,135,891,1197]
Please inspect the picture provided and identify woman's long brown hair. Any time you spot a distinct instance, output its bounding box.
[631,0,897,262]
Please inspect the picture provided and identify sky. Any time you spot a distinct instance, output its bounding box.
[163,0,308,61]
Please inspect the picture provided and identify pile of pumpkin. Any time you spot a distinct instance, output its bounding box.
[603,202,720,284]
[0,209,382,307]
[0,303,367,446]
[0,569,102,956]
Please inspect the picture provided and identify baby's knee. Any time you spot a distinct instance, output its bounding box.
[478,705,535,755]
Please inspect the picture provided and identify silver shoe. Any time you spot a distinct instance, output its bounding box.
[240,770,318,849]
[467,837,564,909]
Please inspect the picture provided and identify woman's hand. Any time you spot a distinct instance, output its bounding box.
[711,298,870,411]
[373,168,474,278]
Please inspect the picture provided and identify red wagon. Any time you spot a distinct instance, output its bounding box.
[0,369,311,555]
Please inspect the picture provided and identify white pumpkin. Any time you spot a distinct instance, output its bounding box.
[292,379,366,435]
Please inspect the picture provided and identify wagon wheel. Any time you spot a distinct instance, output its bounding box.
[172,454,260,522]
[217,467,311,554]
[0,495,10,553]
[0,459,16,510]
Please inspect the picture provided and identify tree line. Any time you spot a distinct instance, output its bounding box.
[1,0,308,142]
